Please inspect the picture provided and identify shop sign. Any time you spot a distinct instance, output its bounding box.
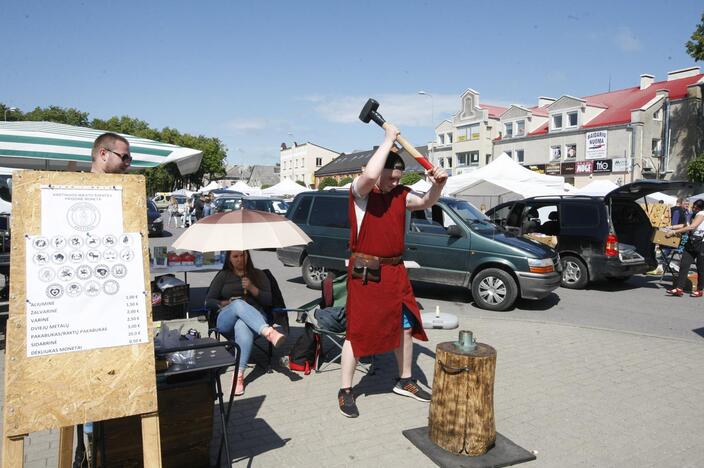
[585,130,607,160]
[561,162,576,175]
[528,164,546,174]
[575,160,594,174]
[612,158,629,173]
[593,159,612,173]
[546,163,561,175]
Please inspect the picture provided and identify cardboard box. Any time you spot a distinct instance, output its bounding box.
[524,233,558,248]
[652,229,680,248]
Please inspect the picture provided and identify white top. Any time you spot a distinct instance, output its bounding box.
[693,211,704,236]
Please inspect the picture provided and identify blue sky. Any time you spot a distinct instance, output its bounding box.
[1,1,702,166]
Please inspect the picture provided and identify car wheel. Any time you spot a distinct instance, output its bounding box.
[302,256,328,290]
[560,256,588,289]
[471,268,518,311]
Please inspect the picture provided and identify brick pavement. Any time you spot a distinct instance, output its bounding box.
[4,315,703,467]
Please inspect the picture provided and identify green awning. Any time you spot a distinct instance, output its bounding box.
[0,121,202,175]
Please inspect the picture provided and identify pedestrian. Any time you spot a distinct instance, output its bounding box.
[90,132,132,174]
[665,199,704,297]
[194,194,205,220]
[671,198,690,225]
[203,194,212,217]
[338,123,448,418]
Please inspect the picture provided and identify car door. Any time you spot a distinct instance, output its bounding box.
[404,204,470,287]
[306,195,350,271]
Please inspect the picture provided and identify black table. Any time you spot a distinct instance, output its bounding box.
[156,338,240,467]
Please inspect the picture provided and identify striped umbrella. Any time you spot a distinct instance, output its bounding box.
[171,209,312,252]
[0,121,202,175]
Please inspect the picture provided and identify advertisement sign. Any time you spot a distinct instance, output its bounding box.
[561,162,576,175]
[528,164,546,174]
[546,163,561,175]
[593,159,612,173]
[612,158,630,173]
[575,160,594,174]
[586,130,607,160]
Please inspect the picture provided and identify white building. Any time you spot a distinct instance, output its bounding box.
[279,142,339,187]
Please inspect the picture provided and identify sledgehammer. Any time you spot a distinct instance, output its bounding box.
[358,98,434,171]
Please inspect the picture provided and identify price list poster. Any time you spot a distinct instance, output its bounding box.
[24,185,149,356]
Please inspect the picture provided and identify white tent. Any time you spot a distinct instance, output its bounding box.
[572,180,619,197]
[563,183,577,193]
[171,188,195,198]
[645,192,677,205]
[409,179,431,193]
[261,179,311,197]
[443,153,564,196]
[197,181,221,193]
[452,178,563,209]
[227,180,260,195]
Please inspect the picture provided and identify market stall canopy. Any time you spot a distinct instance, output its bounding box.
[572,180,619,197]
[409,179,431,193]
[443,153,564,196]
[261,179,311,197]
[0,121,203,175]
[644,191,677,205]
[452,178,563,209]
[197,181,221,193]
[227,180,260,195]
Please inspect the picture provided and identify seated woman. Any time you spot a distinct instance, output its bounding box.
[206,250,286,395]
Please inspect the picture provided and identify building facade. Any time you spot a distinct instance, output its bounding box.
[279,142,339,187]
[429,67,704,188]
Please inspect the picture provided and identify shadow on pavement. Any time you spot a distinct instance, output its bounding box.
[412,281,473,303]
[514,292,560,311]
[588,275,664,292]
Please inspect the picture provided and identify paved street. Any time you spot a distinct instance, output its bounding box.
[3,225,704,467]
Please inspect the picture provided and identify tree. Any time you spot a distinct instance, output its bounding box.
[400,172,423,186]
[686,12,704,61]
[295,180,306,187]
[687,153,704,182]
[338,176,353,186]
[318,177,338,190]
[24,105,89,126]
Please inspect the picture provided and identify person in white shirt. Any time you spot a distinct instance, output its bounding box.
[665,199,704,297]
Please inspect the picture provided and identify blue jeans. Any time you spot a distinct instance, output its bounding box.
[216,299,268,369]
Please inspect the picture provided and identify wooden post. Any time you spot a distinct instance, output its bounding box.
[428,340,497,456]
[58,427,74,468]
[141,413,163,468]
[2,434,26,468]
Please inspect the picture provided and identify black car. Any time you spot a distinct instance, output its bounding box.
[486,180,695,289]
[213,195,242,213]
[147,199,163,237]
[241,196,288,214]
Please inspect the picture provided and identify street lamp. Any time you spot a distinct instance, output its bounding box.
[417,91,434,128]
[3,107,17,121]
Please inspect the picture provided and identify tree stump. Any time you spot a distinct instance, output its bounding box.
[428,341,497,456]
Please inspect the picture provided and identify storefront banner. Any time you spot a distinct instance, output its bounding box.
[575,160,594,174]
[546,163,561,175]
[528,164,546,174]
[612,158,630,173]
[593,159,612,173]
[585,130,607,160]
[561,162,576,175]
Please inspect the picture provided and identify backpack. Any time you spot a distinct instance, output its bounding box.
[287,323,320,375]
[314,306,346,333]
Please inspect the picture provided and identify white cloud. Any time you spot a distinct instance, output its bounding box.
[615,27,641,52]
[306,93,461,127]
[224,117,270,132]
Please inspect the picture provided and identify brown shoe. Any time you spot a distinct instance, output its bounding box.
[263,326,286,348]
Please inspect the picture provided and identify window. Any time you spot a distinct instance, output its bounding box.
[516,120,525,137]
[567,111,578,127]
[652,139,662,157]
[315,157,322,167]
[566,144,576,159]
[469,124,479,140]
[485,154,491,165]
[505,122,513,138]
[653,109,662,120]
[553,114,563,129]
[290,196,312,223]
[309,197,349,228]
[410,209,449,235]
[561,202,599,227]
[470,152,479,166]
[438,134,445,145]
[448,133,453,143]
[457,125,479,141]
[505,150,513,160]
[457,151,479,166]
[438,158,444,168]
[447,157,453,167]
[551,146,562,161]
[516,149,525,163]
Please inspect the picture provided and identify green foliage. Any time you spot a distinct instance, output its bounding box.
[0,102,229,195]
[400,172,423,186]
[687,153,704,182]
[295,180,307,187]
[261,184,272,189]
[686,12,704,61]
[338,176,353,186]
[318,177,338,190]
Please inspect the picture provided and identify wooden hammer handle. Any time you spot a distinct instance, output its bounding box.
[381,122,433,170]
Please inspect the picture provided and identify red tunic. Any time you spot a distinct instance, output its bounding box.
[345,185,427,357]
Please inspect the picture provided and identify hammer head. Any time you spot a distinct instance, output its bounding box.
[359,98,384,126]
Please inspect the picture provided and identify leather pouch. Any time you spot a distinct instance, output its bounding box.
[351,255,381,284]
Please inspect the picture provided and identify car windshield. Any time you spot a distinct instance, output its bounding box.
[444,198,497,233]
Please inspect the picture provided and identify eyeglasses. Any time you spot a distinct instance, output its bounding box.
[103,147,133,164]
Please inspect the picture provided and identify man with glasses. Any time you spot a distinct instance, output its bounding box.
[90,132,132,174]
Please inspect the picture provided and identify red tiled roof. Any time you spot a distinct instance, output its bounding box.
[480,104,509,119]
[582,74,703,128]
[528,122,549,136]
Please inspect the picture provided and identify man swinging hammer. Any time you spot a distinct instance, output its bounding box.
[338,123,448,418]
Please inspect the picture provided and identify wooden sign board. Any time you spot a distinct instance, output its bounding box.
[2,170,157,437]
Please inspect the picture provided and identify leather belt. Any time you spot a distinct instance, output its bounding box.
[351,252,403,265]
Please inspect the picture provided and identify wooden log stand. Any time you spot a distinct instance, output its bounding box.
[428,332,497,456]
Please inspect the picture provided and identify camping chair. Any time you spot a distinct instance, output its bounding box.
[206,269,289,372]
[285,273,373,374]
